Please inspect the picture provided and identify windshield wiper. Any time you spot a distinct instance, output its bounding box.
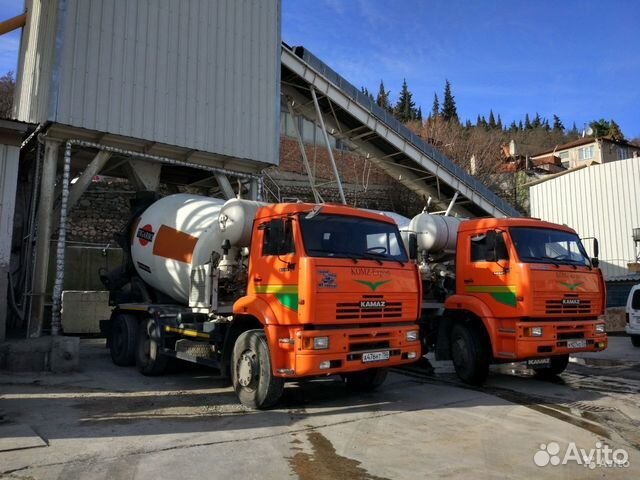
[519,255,560,268]
[307,249,359,263]
[362,251,406,266]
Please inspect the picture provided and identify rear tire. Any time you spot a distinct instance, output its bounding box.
[342,368,388,391]
[110,313,138,366]
[533,354,569,379]
[450,322,490,385]
[631,335,640,347]
[231,330,284,409]
[136,318,169,376]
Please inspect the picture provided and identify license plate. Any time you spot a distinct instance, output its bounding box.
[567,339,587,349]
[527,358,550,367]
[362,351,390,363]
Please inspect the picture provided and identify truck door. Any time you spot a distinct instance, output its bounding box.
[250,217,300,321]
[463,230,517,313]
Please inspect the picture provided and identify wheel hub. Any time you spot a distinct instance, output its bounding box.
[237,351,256,387]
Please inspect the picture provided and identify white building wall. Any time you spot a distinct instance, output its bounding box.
[530,158,640,278]
[15,0,281,166]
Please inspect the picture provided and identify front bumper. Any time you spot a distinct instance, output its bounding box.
[625,325,640,336]
[494,319,608,361]
[266,323,421,378]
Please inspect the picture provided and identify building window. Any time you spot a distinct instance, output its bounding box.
[618,147,630,160]
[578,145,594,161]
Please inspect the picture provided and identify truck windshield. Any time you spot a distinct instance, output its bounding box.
[509,227,590,266]
[298,213,408,262]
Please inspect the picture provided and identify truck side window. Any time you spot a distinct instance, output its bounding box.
[471,232,509,262]
[262,219,295,256]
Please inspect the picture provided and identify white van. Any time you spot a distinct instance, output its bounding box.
[626,284,640,347]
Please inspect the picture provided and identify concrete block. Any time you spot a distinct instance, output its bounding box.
[0,336,80,372]
[62,290,111,334]
[0,337,52,372]
[51,336,80,372]
[605,307,627,333]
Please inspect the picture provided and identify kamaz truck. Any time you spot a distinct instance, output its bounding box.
[402,212,608,384]
[100,194,422,408]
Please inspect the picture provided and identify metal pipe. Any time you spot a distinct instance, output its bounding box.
[286,99,322,203]
[310,88,346,205]
[0,13,26,36]
[48,139,264,334]
[444,191,459,216]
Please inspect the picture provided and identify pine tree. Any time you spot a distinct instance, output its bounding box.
[376,80,392,111]
[518,120,524,131]
[465,119,472,129]
[441,79,458,122]
[524,114,532,130]
[552,115,564,132]
[417,106,423,121]
[476,114,482,127]
[532,113,542,129]
[431,93,440,119]
[497,114,503,130]
[509,120,518,132]
[361,87,374,101]
[488,110,496,129]
[394,79,417,123]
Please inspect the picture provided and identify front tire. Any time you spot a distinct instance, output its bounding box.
[342,368,388,391]
[533,354,569,379]
[231,330,284,409]
[110,313,138,366]
[631,335,640,347]
[136,318,169,376]
[450,323,490,385]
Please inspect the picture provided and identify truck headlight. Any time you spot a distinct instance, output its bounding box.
[313,336,329,350]
[595,324,606,334]
[525,327,543,337]
[406,330,419,342]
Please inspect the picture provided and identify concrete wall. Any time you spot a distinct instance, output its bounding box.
[0,142,21,342]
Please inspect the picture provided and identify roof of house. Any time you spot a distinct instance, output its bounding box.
[531,136,640,158]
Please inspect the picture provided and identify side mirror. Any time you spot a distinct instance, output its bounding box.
[592,257,599,268]
[409,233,418,260]
[593,238,599,259]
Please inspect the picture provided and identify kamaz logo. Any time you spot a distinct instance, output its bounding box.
[360,301,386,308]
[562,298,581,306]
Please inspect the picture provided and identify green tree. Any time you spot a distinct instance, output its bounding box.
[376,80,392,111]
[524,114,532,130]
[552,115,564,132]
[431,93,439,119]
[440,79,458,122]
[488,110,496,129]
[394,79,417,123]
[589,118,624,140]
[497,114,503,130]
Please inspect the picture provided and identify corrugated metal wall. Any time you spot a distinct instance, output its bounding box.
[530,158,640,278]
[0,143,20,269]
[15,0,281,166]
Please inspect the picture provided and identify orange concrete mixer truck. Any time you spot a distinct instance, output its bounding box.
[100,193,422,408]
[401,211,608,384]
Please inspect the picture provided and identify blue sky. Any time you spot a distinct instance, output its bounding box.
[283,0,640,138]
[1,1,638,138]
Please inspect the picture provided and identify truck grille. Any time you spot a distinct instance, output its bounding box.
[336,301,402,320]
[545,299,592,315]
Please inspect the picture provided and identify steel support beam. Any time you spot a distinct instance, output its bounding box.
[29,138,59,338]
[215,173,236,200]
[310,88,346,204]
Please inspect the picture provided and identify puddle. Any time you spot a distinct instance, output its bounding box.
[570,357,627,368]
[288,431,389,480]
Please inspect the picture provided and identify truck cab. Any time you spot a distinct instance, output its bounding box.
[429,218,607,384]
[234,203,422,385]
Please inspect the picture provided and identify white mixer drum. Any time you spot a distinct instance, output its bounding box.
[218,198,266,248]
[131,194,226,303]
[408,212,462,254]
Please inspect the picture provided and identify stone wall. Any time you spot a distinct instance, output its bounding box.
[65,137,426,245]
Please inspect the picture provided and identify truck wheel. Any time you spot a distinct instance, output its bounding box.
[110,313,138,366]
[631,336,640,347]
[533,354,569,379]
[342,368,388,391]
[231,330,284,409]
[450,323,489,385]
[136,318,169,376]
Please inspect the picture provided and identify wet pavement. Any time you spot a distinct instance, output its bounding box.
[0,336,638,479]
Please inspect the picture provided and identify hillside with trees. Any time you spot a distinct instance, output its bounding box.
[364,78,634,213]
